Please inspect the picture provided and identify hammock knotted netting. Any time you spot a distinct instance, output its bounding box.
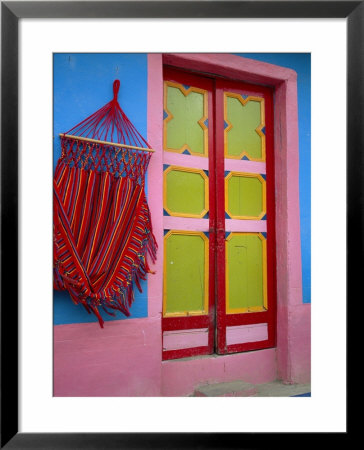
[53,80,157,327]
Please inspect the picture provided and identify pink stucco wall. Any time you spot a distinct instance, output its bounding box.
[53,53,310,397]
[53,318,162,397]
[161,348,277,397]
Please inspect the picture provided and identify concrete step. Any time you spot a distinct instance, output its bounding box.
[194,380,257,397]
[253,381,311,397]
[192,380,311,397]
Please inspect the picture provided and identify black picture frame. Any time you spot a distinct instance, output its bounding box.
[1,1,357,448]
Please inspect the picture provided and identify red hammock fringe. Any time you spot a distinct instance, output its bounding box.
[53,80,157,327]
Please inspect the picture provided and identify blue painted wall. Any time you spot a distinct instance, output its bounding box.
[53,53,149,325]
[53,52,311,325]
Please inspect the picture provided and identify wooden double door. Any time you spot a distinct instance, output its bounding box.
[161,67,276,360]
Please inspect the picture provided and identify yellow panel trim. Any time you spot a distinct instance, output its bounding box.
[164,81,208,157]
[224,172,266,220]
[163,230,209,318]
[163,165,209,218]
[225,232,268,314]
[224,92,266,162]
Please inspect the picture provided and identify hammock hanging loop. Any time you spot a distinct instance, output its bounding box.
[113,79,120,102]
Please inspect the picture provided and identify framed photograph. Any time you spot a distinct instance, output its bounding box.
[1,1,357,448]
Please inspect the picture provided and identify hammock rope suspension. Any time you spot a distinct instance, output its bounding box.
[53,80,157,327]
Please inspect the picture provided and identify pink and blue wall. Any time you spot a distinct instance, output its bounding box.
[53,53,311,396]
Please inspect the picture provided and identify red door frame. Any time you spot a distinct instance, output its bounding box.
[162,68,276,359]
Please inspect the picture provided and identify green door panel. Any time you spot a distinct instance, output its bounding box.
[164,232,208,316]
[226,233,266,313]
[226,173,264,219]
[165,168,208,217]
[225,95,263,160]
[165,84,207,155]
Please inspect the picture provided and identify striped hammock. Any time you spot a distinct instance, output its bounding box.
[53,80,157,327]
